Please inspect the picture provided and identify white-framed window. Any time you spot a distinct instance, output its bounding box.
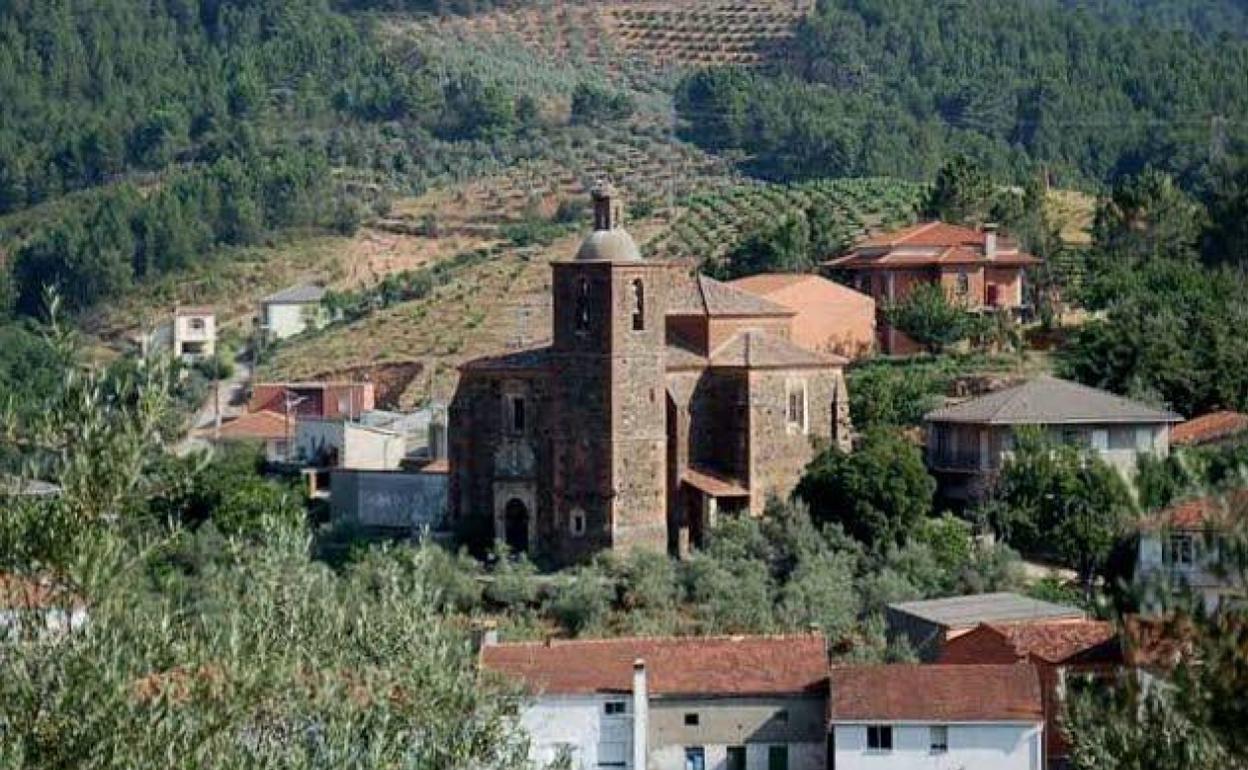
[189,317,206,332]
[1091,429,1109,452]
[867,725,893,752]
[570,508,586,537]
[786,380,808,435]
[1136,427,1156,453]
[930,725,949,753]
[685,746,706,770]
[603,701,627,715]
[631,278,645,331]
[1168,533,1195,569]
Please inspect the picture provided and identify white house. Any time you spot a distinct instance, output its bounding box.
[480,634,830,770]
[295,419,407,471]
[259,284,328,341]
[173,306,216,362]
[828,664,1044,770]
[924,376,1183,501]
[1137,490,1247,612]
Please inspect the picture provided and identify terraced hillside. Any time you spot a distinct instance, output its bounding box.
[405,0,812,85]
[649,178,927,263]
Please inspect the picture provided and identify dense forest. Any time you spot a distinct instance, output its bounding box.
[676,0,1248,188]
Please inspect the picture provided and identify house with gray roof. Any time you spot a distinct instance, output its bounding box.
[886,591,1086,660]
[259,283,329,341]
[925,376,1183,501]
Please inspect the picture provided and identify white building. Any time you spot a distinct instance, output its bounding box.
[173,306,216,362]
[480,634,830,770]
[260,284,328,341]
[1137,490,1247,612]
[295,419,407,471]
[828,664,1044,770]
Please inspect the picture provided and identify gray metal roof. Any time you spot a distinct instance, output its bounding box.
[261,283,326,305]
[888,592,1085,629]
[924,376,1183,426]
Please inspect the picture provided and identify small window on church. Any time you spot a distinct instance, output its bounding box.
[570,508,586,537]
[510,397,526,433]
[631,279,645,331]
[786,381,807,435]
[575,278,591,333]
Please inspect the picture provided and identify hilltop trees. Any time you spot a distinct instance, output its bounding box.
[881,284,979,355]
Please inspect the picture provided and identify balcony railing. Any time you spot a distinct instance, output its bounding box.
[928,449,985,471]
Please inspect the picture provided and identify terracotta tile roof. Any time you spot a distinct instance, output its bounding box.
[1142,489,1248,532]
[1172,411,1248,446]
[710,329,844,369]
[682,466,750,497]
[480,634,828,697]
[829,221,1040,269]
[209,410,289,441]
[940,621,1118,665]
[728,274,876,359]
[828,664,1043,723]
[668,275,796,318]
[0,573,84,610]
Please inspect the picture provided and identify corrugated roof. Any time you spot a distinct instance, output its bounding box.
[889,592,1084,629]
[1172,411,1248,446]
[668,275,795,318]
[710,329,843,369]
[262,284,326,304]
[828,664,1043,723]
[481,634,828,697]
[924,376,1183,425]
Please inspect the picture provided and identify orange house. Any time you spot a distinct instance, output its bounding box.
[827,222,1041,354]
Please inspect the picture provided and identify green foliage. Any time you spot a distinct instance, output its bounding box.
[570,82,635,125]
[1093,169,1206,264]
[1062,258,1248,416]
[796,429,936,552]
[676,0,1248,188]
[711,212,814,279]
[882,283,978,355]
[485,546,540,610]
[548,564,613,637]
[1202,160,1248,267]
[925,156,996,225]
[845,360,950,430]
[988,427,1137,587]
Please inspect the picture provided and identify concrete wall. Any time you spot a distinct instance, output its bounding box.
[649,696,826,770]
[831,722,1042,770]
[262,301,325,340]
[330,469,446,531]
[522,694,626,770]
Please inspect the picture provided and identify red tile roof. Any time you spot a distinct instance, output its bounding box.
[830,221,1040,269]
[828,664,1043,723]
[480,634,828,697]
[1143,489,1248,531]
[1172,411,1248,446]
[682,467,750,497]
[940,621,1117,665]
[0,573,84,610]
[208,410,289,441]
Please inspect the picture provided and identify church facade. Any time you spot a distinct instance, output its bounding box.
[449,183,851,564]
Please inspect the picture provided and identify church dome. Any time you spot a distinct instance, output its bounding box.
[576,180,642,262]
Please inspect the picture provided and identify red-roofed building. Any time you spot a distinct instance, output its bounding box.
[480,634,829,770]
[1137,490,1248,613]
[938,621,1121,767]
[728,273,877,359]
[827,664,1044,770]
[199,410,292,463]
[1172,410,1248,448]
[828,221,1041,354]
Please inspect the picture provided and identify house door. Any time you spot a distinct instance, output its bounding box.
[503,498,529,553]
[598,700,632,768]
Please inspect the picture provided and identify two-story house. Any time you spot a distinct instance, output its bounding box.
[924,376,1182,502]
[259,283,329,341]
[827,664,1045,770]
[172,306,216,362]
[1137,489,1248,612]
[827,222,1040,354]
[479,634,830,770]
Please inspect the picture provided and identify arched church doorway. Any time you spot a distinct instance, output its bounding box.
[503,498,530,553]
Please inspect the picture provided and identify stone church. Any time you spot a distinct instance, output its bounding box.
[449,183,851,564]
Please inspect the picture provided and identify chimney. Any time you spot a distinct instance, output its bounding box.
[983,223,999,260]
[632,659,648,770]
[591,179,622,231]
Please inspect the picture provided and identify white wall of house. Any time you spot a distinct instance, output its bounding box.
[649,741,823,770]
[520,694,632,770]
[262,302,324,340]
[297,421,405,470]
[830,722,1042,770]
[174,314,216,360]
[1137,530,1242,612]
